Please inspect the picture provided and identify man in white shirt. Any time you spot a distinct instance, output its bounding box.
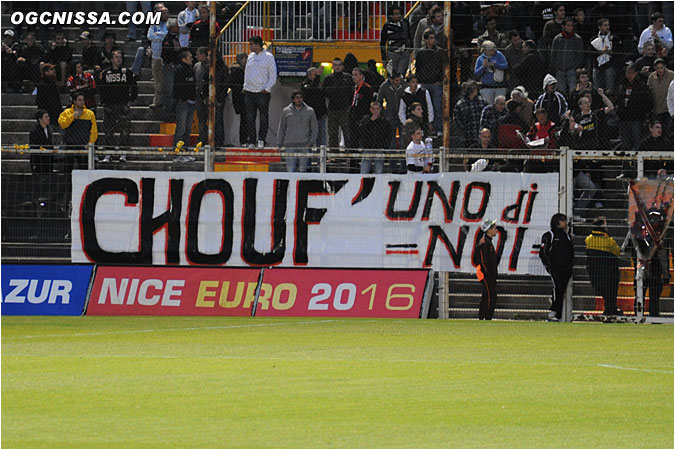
[638,12,673,55]
[243,35,277,147]
[177,1,198,48]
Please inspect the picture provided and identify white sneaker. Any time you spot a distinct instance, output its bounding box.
[257,140,265,148]
[101,155,111,163]
[119,155,127,163]
[547,311,559,322]
[248,143,255,149]
[572,215,585,223]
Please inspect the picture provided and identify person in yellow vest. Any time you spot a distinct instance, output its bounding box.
[585,216,621,317]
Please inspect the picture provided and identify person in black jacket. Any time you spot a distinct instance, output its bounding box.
[99,50,138,162]
[199,50,229,148]
[616,63,653,151]
[348,67,373,170]
[36,64,62,128]
[172,49,196,148]
[511,40,545,99]
[475,219,499,320]
[29,110,54,175]
[358,101,392,174]
[229,52,248,145]
[415,29,445,133]
[540,213,575,321]
[301,67,327,146]
[379,5,412,77]
[322,57,353,149]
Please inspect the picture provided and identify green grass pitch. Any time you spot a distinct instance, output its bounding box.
[2,316,673,448]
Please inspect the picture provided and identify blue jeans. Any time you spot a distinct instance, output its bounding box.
[621,121,643,151]
[424,83,443,132]
[360,150,384,174]
[479,87,507,106]
[127,1,152,39]
[174,101,195,147]
[131,46,145,77]
[555,70,576,95]
[244,91,271,144]
[316,115,327,146]
[593,66,615,93]
[573,171,597,210]
[286,147,311,172]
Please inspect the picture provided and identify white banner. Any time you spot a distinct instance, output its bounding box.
[71,170,558,274]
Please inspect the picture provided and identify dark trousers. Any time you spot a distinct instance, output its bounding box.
[479,276,498,320]
[646,259,664,317]
[103,104,130,148]
[550,269,572,319]
[243,91,270,144]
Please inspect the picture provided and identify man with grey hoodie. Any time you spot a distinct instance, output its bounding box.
[278,90,318,173]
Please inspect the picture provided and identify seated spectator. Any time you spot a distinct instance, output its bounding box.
[495,99,528,149]
[590,18,620,93]
[101,32,122,70]
[16,32,44,85]
[616,63,653,151]
[510,86,535,127]
[453,81,488,147]
[648,59,674,136]
[638,12,673,56]
[550,18,585,95]
[477,16,508,50]
[66,61,97,113]
[473,40,509,105]
[465,128,495,172]
[358,101,392,174]
[379,4,412,77]
[406,127,433,173]
[36,63,62,127]
[511,40,545,99]
[534,75,568,125]
[635,42,658,77]
[400,102,428,150]
[568,68,603,114]
[398,74,434,135]
[80,31,104,73]
[479,95,507,140]
[524,108,558,173]
[585,216,621,316]
[277,90,318,173]
[45,31,73,87]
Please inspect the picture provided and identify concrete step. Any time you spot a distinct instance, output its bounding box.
[1,104,163,120]
[0,92,155,106]
[1,131,153,146]
[1,118,160,133]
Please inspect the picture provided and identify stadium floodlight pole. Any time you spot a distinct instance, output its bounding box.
[207,0,217,171]
[443,1,451,152]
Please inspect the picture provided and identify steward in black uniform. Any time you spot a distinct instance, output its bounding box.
[540,213,574,321]
[475,219,499,320]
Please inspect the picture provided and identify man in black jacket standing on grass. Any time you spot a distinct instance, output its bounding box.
[475,219,499,320]
[540,213,575,322]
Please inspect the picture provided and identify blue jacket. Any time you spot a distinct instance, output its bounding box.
[474,51,509,88]
[147,22,168,60]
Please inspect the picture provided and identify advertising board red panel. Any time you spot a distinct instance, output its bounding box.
[87,266,261,316]
[255,268,430,318]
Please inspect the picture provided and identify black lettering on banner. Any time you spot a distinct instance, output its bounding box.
[351,177,375,205]
[385,180,423,220]
[460,182,490,222]
[186,179,234,265]
[80,178,145,263]
[242,178,288,266]
[421,180,460,222]
[508,227,527,271]
[141,178,184,264]
[501,190,527,224]
[523,184,538,224]
[294,179,347,265]
[423,225,470,268]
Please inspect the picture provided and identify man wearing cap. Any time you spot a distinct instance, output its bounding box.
[1,29,20,93]
[475,219,499,320]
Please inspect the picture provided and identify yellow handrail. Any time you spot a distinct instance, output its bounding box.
[405,1,423,19]
[217,0,250,43]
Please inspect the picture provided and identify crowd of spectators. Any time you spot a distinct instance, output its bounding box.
[1,1,673,178]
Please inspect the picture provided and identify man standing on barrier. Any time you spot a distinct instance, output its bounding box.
[475,219,499,320]
[540,213,574,322]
